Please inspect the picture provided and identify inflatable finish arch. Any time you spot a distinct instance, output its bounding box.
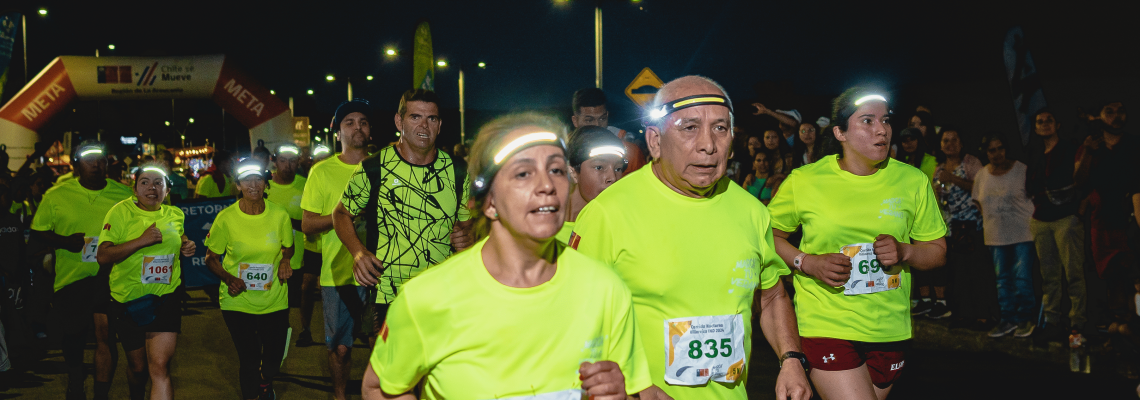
[0,55,292,170]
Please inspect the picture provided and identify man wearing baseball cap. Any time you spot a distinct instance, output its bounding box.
[300,99,373,400]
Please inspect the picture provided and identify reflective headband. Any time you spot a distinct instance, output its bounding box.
[649,94,732,120]
[141,166,167,177]
[473,132,567,198]
[854,94,887,106]
[837,92,892,124]
[79,148,104,158]
[312,145,330,156]
[236,165,264,180]
[588,145,625,159]
[277,145,300,155]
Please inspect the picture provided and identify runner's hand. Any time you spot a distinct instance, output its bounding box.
[138,223,163,246]
[352,250,384,286]
[225,275,246,296]
[450,220,474,251]
[874,234,906,267]
[579,361,625,400]
[180,237,196,257]
[802,253,852,287]
[278,259,293,281]
[65,232,86,253]
[638,385,675,400]
[775,359,812,400]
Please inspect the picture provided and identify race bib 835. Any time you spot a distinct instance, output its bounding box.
[663,314,746,386]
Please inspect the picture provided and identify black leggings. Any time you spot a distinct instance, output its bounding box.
[221,310,289,399]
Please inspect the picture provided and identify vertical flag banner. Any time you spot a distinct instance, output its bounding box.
[1003,26,1047,146]
[0,14,20,100]
[412,20,434,91]
[176,197,236,287]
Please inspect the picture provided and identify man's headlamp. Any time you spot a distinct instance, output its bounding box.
[277,144,300,156]
[473,132,567,198]
[648,94,733,121]
[312,144,331,157]
[75,143,106,159]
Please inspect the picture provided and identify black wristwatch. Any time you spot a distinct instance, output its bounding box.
[780,351,811,374]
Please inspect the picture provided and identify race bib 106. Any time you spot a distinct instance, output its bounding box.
[481,389,584,400]
[81,236,99,263]
[663,314,746,386]
[240,263,274,291]
[841,243,900,296]
[141,254,174,284]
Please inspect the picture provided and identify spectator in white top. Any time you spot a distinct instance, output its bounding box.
[972,133,1036,339]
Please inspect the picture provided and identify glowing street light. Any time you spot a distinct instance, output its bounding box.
[366,75,374,81]
[315,136,322,142]
[107,44,115,50]
[478,62,487,68]
[269,89,275,95]
[436,60,447,67]
[38,8,47,16]
[307,89,314,95]
[164,121,170,126]
[188,118,195,124]
[323,128,329,133]
[385,48,397,56]
[325,74,335,82]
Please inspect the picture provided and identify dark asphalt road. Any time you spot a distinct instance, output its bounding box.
[2,290,1135,399]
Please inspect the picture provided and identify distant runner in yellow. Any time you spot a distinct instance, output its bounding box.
[767,88,947,400]
[573,76,811,400]
[205,158,295,400]
[362,113,650,400]
[557,125,628,244]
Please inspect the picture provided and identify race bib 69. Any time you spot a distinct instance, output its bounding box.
[841,243,901,296]
[663,314,746,386]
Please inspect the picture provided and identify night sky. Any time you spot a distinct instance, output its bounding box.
[2,1,1137,153]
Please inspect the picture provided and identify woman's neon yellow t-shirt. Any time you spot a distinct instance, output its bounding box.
[767,155,946,342]
[195,174,236,198]
[265,175,307,269]
[31,179,134,291]
[99,201,186,303]
[204,201,294,314]
[369,238,652,398]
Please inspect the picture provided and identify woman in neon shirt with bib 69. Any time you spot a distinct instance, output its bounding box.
[204,158,295,400]
[767,88,947,400]
[97,163,196,400]
[361,113,650,400]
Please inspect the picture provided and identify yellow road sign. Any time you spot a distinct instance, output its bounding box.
[624,67,664,108]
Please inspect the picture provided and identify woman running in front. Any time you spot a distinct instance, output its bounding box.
[204,158,295,400]
[361,113,650,400]
[559,125,628,244]
[97,163,196,400]
[766,88,947,400]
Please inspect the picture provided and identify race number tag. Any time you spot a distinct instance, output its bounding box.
[81,236,99,263]
[483,389,584,400]
[141,254,174,284]
[841,243,900,296]
[663,314,747,386]
[240,263,274,291]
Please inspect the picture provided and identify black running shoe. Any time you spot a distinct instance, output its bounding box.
[295,330,317,347]
[911,300,934,316]
[927,302,952,319]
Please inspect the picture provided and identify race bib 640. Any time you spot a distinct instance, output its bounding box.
[663,314,746,386]
[841,243,901,296]
[240,263,274,291]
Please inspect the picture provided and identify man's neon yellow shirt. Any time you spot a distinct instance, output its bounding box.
[573,166,789,400]
[32,178,134,291]
[340,147,470,304]
[767,155,946,342]
[99,201,186,303]
[204,201,294,314]
[265,175,307,269]
[555,221,574,245]
[195,174,235,198]
[300,154,361,286]
[369,238,652,398]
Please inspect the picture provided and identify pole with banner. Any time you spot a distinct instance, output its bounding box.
[412,20,434,91]
[0,14,20,100]
[1003,26,1047,146]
